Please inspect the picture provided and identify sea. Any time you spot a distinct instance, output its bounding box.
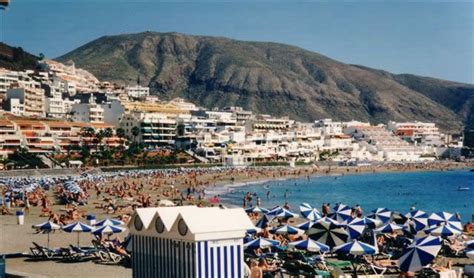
[218,169,474,222]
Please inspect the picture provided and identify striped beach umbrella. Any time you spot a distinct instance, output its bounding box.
[246,227,262,234]
[405,210,429,231]
[274,208,299,219]
[399,236,442,272]
[466,249,474,259]
[296,221,315,231]
[32,221,61,248]
[62,222,93,246]
[403,220,418,236]
[368,208,392,223]
[288,238,330,253]
[362,217,383,229]
[374,222,403,234]
[329,204,352,223]
[319,216,341,226]
[245,206,269,214]
[266,206,283,216]
[270,224,304,235]
[392,211,409,225]
[344,218,367,240]
[95,218,125,227]
[424,224,462,237]
[255,214,274,228]
[299,203,322,221]
[428,212,462,231]
[333,240,377,255]
[92,224,125,236]
[244,237,280,250]
[466,240,474,249]
[307,219,349,247]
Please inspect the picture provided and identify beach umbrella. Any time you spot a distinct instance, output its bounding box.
[466,249,474,259]
[424,224,462,237]
[244,237,280,250]
[319,216,341,226]
[296,221,315,231]
[307,219,349,247]
[374,222,403,234]
[62,222,93,246]
[405,210,429,231]
[288,238,330,253]
[245,206,269,214]
[368,208,392,223]
[362,217,383,229]
[399,235,442,272]
[274,208,299,219]
[333,239,377,256]
[92,224,125,236]
[95,218,125,227]
[266,206,283,216]
[329,204,352,223]
[299,203,322,221]
[32,221,61,248]
[255,214,274,228]
[344,217,367,240]
[402,220,418,237]
[246,227,262,234]
[466,240,474,249]
[428,212,462,231]
[392,211,409,225]
[270,224,304,235]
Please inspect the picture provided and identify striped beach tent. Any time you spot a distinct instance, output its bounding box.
[299,203,322,221]
[368,208,392,223]
[270,224,304,235]
[288,238,330,253]
[307,219,349,248]
[333,239,377,255]
[399,236,442,272]
[92,224,125,236]
[428,212,462,231]
[374,222,403,234]
[95,218,125,227]
[344,217,367,240]
[405,210,429,231]
[424,224,462,237]
[62,222,93,246]
[244,237,280,250]
[245,206,269,214]
[329,204,352,223]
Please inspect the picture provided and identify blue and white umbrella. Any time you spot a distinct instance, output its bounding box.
[405,210,429,231]
[95,218,125,227]
[466,240,474,249]
[466,249,474,259]
[274,208,299,219]
[299,203,322,221]
[333,240,377,255]
[270,224,304,235]
[424,224,462,237]
[255,214,274,228]
[428,212,462,231]
[362,217,383,229]
[307,219,349,247]
[244,237,280,250]
[246,227,262,234]
[245,206,269,214]
[374,222,403,234]
[32,221,61,248]
[368,208,392,223]
[296,221,315,231]
[344,218,367,240]
[329,204,352,223]
[62,222,93,246]
[399,235,442,272]
[92,224,125,236]
[288,238,330,253]
[266,206,283,216]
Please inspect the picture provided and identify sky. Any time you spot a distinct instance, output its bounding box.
[1,0,473,83]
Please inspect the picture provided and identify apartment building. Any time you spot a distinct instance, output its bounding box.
[5,87,46,117]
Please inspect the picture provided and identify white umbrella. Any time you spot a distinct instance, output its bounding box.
[399,236,442,272]
[32,221,61,248]
[62,222,93,246]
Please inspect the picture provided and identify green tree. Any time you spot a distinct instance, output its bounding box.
[116,127,126,139]
[131,126,140,142]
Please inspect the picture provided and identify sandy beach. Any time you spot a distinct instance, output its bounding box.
[1,161,472,277]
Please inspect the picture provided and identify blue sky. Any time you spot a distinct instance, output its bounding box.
[1,0,472,83]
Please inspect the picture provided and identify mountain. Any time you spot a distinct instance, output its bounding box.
[0,43,39,71]
[57,32,474,131]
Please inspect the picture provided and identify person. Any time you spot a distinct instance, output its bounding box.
[243,260,251,278]
[256,197,261,207]
[250,260,263,278]
[266,191,270,200]
[283,202,290,210]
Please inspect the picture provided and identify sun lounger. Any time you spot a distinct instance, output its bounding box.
[29,242,64,259]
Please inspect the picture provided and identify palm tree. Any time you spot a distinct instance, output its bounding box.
[131,126,140,142]
[116,128,126,139]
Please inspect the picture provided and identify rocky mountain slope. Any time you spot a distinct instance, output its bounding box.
[57,32,474,130]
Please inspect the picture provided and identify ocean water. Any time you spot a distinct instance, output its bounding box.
[220,169,474,222]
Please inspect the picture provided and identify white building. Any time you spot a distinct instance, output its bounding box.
[71,96,105,123]
[129,206,253,278]
[5,87,45,117]
[126,85,150,99]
